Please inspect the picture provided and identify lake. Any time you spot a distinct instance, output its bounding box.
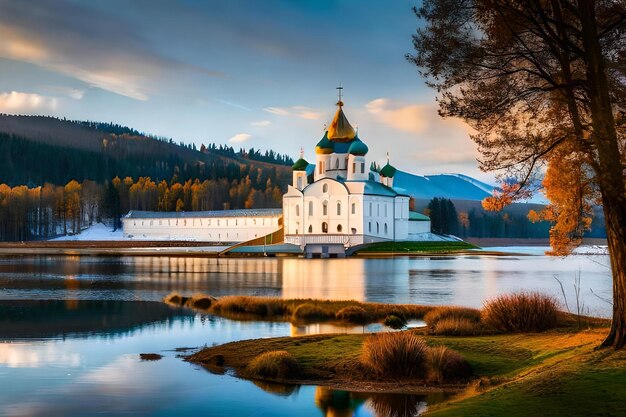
[0,248,612,416]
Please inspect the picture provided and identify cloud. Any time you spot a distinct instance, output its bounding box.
[228,133,252,143]
[0,91,59,113]
[251,120,271,127]
[365,98,432,134]
[0,1,222,101]
[264,106,321,120]
[216,99,252,111]
[45,86,85,100]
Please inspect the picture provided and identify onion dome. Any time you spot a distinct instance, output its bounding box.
[380,162,397,178]
[292,157,309,171]
[327,101,356,142]
[315,132,334,154]
[348,139,368,156]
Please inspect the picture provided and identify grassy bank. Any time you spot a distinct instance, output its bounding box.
[354,240,478,254]
[188,327,625,416]
[165,293,433,325]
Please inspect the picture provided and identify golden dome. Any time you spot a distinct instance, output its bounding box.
[327,102,356,142]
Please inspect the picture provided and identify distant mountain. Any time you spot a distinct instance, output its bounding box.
[0,114,291,188]
[394,170,548,205]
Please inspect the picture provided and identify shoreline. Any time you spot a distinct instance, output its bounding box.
[0,240,542,257]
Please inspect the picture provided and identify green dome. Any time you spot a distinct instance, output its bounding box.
[292,158,309,171]
[379,162,397,178]
[315,132,334,154]
[348,139,368,156]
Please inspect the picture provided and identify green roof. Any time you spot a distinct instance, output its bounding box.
[292,158,309,171]
[348,139,369,156]
[409,211,430,221]
[380,162,397,178]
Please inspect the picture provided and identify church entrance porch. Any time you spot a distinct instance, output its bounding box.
[304,243,346,259]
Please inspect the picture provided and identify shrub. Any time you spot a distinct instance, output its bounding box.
[482,292,559,333]
[361,332,429,379]
[424,306,481,327]
[163,292,188,306]
[185,293,216,310]
[292,303,332,322]
[247,351,301,379]
[433,317,482,336]
[383,314,407,329]
[427,346,472,383]
[335,306,370,325]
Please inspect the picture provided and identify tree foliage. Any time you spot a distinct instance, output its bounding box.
[408,0,626,348]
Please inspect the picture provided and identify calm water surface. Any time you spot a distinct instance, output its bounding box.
[0,249,612,416]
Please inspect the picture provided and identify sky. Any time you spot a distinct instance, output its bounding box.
[0,0,487,181]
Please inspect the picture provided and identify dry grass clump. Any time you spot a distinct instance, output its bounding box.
[361,332,429,379]
[163,292,188,306]
[247,350,301,379]
[335,306,370,325]
[383,314,407,329]
[211,296,287,317]
[433,317,482,336]
[291,303,333,322]
[185,293,217,310]
[424,306,482,327]
[427,346,472,383]
[361,332,472,382]
[482,292,559,333]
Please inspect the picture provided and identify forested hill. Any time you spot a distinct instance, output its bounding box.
[0,114,293,187]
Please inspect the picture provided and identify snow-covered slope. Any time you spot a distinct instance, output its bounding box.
[394,171,494,201]
[395,170,548,204]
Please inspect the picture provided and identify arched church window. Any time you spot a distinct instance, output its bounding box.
[322,222,328,233]
[361,163,365,174]
[337,201,341,215]
[352,162,356,173]
[368,222,372,233]
[297,176,302,189]
[308,201,314,216]
[351,203,356,214]
[308,225,313,233]
[384,223,388,235]
[323,183,328,193]
[335,158,339,169]
[295,204,300,216]
[322,201,328,215]
[376,222,380,234]
[337,224,343,233]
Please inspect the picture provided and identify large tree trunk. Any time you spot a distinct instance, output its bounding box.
[601,195,626,349]
[579,0,626,348]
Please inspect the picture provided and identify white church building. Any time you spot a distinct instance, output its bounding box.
[283,98,430,248]
[121,96,431,250]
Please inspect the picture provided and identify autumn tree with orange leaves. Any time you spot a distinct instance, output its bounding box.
[409,1,626,348]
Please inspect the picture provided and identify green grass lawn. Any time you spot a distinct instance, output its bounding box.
[355,240,478,253]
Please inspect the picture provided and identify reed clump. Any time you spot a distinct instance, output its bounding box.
[185,293,217,310]
[361,332,429,379]
[482,292,559,333]
[424,306,482,327]
[383,314,407,329]
[211,296,287,317]
[427,345,472,382]
[360,332,471,382]
[247,350,301,379]
[433,317,483,336]
[291,303,334,321]
[335,306,370,325]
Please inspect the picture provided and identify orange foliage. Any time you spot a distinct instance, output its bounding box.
[527,145,595,255]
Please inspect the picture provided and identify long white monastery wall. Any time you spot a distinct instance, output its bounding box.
[122,209,282,242]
